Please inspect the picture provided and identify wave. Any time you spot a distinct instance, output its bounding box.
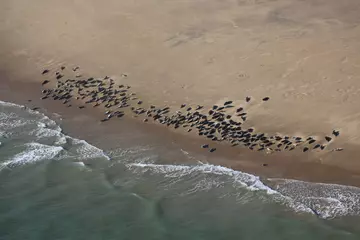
[268,178,360,219]
[127,162,360,219]
[1,142,63,169]
[68,138,110,161]
[2,100,360,220]
[0,100,110,168]
[108,146,158,164]
[126,162,314,213]
[128,162,275,193]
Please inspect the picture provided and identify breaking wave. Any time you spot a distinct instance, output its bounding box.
[1,100,360,220]
[0,100,109,171]
[126,162,360,219]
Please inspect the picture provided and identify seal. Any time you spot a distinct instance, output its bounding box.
[332,130,340,137]
[42,80,50,85]
[308,139,316,144]
[325,136,332,142]
[72,66,80,71]
[313,144,320,149]
[209,148,216,152]
[236,107,243,113]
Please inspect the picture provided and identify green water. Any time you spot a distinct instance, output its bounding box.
[1,100,360,239]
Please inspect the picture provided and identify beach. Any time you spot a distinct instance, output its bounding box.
[1,77,360,187]
[2,0,360,238]
[2,0,360,182]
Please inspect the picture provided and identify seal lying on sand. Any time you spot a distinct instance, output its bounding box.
[39,66,343,155]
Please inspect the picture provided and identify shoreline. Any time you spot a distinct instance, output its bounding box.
[2,78,360,188]
[2,0,360,183]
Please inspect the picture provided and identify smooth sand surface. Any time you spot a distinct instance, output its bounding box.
[1,0,360,173]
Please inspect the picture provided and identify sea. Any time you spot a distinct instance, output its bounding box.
[1,99,360,239]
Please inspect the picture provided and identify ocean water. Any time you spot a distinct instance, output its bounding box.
[1,100,360,239]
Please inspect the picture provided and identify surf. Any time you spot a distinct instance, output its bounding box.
[1,99,360,220]
[126,162,360,219]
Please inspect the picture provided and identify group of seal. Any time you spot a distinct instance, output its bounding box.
[40,66,343,154]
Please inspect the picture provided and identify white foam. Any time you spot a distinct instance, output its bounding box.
[268,178,360,219]
[108,146,156,164]
[71,139,110,161]
[1,142,63,168]
[72,162,90,171]
[2,100,359,219]
[74,161,85,167]
[182,178,225,195]
[129,162,276,193]
[0,101,23,108]
[0,112,28,130]
[0,100,110,163]
[29,122,63,142]
[127,162,315,215]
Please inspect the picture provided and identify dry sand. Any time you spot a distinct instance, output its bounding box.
[1,0,360,175]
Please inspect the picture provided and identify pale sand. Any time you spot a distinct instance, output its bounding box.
[1,0,360,172]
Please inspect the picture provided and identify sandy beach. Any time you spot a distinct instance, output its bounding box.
[2,0,360,185]
[2,77,360,188]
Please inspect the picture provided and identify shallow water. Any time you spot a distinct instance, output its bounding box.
[1,100,360,239]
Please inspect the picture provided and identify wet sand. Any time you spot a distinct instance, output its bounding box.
[2,0,360,184]
[2,79,360,188]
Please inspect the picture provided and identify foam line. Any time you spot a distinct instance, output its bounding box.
[127,162,316,216]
